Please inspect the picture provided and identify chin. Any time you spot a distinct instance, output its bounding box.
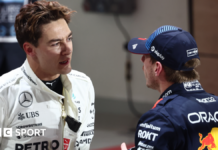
[146,84,152,89]
[147,82,159,91]
[60,67,72,75]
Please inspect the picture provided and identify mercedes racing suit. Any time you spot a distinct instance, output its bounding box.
[134,80,218,150]
[0,60,95,150]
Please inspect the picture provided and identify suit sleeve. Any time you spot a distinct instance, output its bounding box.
[134,110,178,150]
[80,79,95,150]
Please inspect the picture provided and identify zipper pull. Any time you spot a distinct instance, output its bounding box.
[62,105,67,120]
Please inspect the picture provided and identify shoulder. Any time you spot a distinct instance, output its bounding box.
[0,68,22,92]
[152,94,181,111]
[139,109,172,126]
[151,91,218,126]
[67,70,92,83]
[153,93,202,112]
[158,91,218,110]
[149,95,193,126]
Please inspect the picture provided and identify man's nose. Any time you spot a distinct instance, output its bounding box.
[140,56,144,63]
[62,42,72,55]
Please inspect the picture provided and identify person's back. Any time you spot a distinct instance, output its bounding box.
[137,80,218,150]
[121,25,218,150]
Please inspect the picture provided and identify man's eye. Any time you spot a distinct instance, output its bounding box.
[52,43,59,46]
[68,37,73,41]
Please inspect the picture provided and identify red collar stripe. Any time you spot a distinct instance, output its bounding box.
[152,98,163,109]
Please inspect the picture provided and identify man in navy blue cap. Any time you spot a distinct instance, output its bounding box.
[121,25,218,150]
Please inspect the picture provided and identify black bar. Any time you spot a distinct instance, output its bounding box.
[189,0,194,36]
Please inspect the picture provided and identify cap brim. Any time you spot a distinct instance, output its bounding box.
[128,38,151,54]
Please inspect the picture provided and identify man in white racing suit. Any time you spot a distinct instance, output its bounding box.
[0,1,95,150]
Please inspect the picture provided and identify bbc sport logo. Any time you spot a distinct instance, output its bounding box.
[0,128,46,137]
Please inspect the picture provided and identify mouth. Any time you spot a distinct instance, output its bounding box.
[59,59,70,65]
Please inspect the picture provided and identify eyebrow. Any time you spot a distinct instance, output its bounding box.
[47,32,72,44]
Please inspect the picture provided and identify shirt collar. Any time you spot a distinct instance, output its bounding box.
[20,60,73,98]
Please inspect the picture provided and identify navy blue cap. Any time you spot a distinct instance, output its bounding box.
[128,25,200,71]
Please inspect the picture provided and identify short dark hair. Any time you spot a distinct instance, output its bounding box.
[150,55,200,83]
[15,0,75,48]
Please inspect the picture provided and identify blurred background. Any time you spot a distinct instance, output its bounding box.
[1,0,218,149]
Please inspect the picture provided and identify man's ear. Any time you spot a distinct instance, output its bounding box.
[154,61,163,76]
[23,42,36,56]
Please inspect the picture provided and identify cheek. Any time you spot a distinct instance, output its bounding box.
[39,52,57,65]
[143,66,148,76]
[44,49,59,58]
[143,63,148,71]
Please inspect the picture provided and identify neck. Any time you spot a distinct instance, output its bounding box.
[159,81,174,94]
[155,70,174,95]
[156,78,174,94]
[27,58,60,81]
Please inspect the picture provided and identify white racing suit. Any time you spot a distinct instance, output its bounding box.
[0,60,95,150]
